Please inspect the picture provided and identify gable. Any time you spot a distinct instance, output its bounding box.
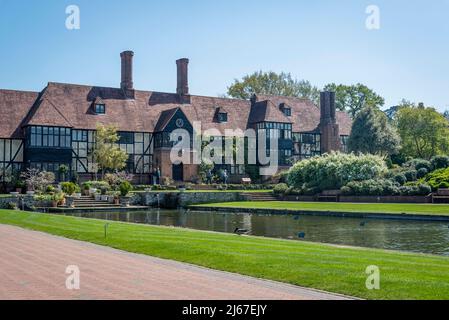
[0,89,40,138]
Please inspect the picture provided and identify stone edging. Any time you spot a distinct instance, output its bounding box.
[189,206,449,222]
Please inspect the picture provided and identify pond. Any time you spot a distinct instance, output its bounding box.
[60,209,449,256]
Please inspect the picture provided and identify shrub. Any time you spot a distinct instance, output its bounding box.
[52,192,65,202]
[287,152,388,191]
[119,181,133,197]
[104,172,134,190]
[20,168,55,192]
[420,168,449,191]
[404,170,417,182]
[418,184,432,195]
[399,184,431,196]
[6,202,18,210]
[84,180,110,191]
[60,182,77,195]
[341,179,400,196]
[413,159,432,171]
[393,174,407,185]
[417,168,428,179]
[82,181,92,190]
[431,155,449,170]
[273,183,288,194]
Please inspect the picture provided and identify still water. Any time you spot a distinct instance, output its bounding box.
[61,209,449,256]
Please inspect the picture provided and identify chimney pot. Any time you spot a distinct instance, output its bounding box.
[176,58,189,96]
[120,51,134,90]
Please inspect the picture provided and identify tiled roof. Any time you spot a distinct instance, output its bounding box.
[254,94,352,135]
[0,89,40,138]
[154,108,179,132]
[248,99,292,124]
[0,82,352,138]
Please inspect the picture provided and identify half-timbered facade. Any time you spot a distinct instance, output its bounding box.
[0,51,351,187]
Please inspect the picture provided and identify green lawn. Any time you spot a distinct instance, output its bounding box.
[192,201,449,216]
[1,210,449,299]
[133,189,272,193]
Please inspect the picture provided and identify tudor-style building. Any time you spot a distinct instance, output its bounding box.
[0,51,351,186]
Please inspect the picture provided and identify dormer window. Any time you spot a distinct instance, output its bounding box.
[280,103,291,116]
[217,112,228,123]
[95,104,105,114]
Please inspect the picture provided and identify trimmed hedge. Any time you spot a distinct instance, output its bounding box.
[273,183,288,194]
[341,179,431,196]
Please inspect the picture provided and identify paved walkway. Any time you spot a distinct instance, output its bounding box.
[0,224,351,300]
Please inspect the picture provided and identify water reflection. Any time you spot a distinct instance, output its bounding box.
[62,209,449,256]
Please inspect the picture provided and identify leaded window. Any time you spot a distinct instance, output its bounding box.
[292,133,321,160]
[28,126,71,148]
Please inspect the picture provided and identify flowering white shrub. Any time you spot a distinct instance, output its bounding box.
[287,152,388,191]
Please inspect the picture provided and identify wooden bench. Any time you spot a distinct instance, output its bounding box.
[432,188,449,203]
[317,190,341,202]
[241,178,252,185]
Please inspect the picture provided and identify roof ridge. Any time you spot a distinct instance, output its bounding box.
[0,88,39,94]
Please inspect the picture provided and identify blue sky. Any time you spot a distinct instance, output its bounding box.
[0,0,448,111]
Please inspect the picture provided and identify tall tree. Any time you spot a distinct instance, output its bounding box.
[348,105,401,156]
[323,83,385,118]
[93,124,129,178]
[396,103,449,159]
[227,71,320,105]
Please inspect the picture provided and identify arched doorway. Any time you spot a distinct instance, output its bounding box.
[172,163,183,181]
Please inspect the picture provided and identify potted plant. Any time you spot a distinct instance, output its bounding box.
[119,181,133,207]
[74,185,82,199]
[58,164,69,182]
[100,186,109,201]
[15,179,25,193]
[82,182,91,196]
[113,192,120,205]
[51,192,64,208]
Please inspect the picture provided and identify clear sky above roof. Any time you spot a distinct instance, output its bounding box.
[0,0,448,111]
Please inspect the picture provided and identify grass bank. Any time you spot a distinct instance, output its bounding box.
[133,189,272,193]
[192,201,449,216]
[1,210,449,299]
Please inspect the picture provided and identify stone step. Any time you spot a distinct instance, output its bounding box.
[72,204,121,208]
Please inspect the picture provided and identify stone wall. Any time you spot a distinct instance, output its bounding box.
[0,195,38,210]
[135,191,242,208]
[178,192,242,207]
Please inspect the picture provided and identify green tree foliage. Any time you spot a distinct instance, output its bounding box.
[287,152,387,191]
[227,71,320,105]
[323,83,385,118]
[348,105,400,156]
[93,124,129,178]
[396,103,449,160]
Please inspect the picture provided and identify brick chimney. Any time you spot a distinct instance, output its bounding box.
[176,58,189,96]
[319,91,341,153]
[120,51,134,91]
